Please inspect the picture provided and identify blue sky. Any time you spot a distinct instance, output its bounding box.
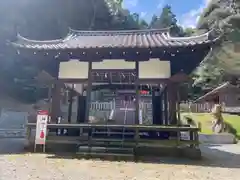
[123,0,211,28]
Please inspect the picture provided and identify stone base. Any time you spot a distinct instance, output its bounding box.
[199,133,236,144]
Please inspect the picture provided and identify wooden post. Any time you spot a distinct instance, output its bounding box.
[77,94,86,123]
[47,84,52,117]
[167,82,177,125]
[176,84,181,126]
[76,84,85,123]
[67,84,74,123]
[153,88,163,125]
[151,88,155,124]
[163,85,168,125]
[190,130,194,148]
[51,82,61,123]
[85,62,92,122]
[135,61,140,124]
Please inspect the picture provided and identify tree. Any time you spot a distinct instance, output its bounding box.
[193,0,240,89]
[184,28,196,36]
[149,5,184,36]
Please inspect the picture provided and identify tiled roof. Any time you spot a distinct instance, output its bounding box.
[195,82,236,102]
[12,28,215,50]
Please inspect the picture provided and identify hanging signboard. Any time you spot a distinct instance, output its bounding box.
[35,110,48,145]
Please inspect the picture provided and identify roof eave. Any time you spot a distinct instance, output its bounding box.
[194,82,232,102]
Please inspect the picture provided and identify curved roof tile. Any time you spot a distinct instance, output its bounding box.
[12,28,216,50]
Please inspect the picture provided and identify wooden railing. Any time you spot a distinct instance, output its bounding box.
[89,101,152,111]
[90,101,115,110]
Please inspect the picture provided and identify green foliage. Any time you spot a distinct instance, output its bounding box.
[193,0,240,93]
[184,28,196,36]
[149,5,184,36]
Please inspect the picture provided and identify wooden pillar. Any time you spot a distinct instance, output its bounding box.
[77,95,86,123]
[163,86,168,125]
[135,61,140,124]
[85,62,92,123]
[152,88,163,125]
[49,59,61,123]
[67,84,74,123]
[158,89,163,125]
[176,87,181,125]
[167,82,177,125]
[51,82,61,123]
[47,84,52,114]
[77,84,85,123]
[151,89,157,124]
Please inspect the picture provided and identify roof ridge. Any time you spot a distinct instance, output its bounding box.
[68,27,170,35]
[194,81,232,102]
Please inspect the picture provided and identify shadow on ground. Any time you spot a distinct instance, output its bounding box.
[45,144,240,169]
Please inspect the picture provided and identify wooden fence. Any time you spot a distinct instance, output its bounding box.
[180,102,240,113]
[180,103,215,113]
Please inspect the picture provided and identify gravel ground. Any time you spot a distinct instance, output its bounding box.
[0,138,239,180]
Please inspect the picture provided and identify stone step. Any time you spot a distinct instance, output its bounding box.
[76,151,134,160]
[78,146,134,154]
[77,145,135,160]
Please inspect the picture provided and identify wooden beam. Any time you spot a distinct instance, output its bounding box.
[27,122,200,131]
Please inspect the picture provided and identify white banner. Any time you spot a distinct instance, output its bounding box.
[35,110,48,145]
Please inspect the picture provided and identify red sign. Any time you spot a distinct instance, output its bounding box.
[37,110,48,115]
[140,90,149,95]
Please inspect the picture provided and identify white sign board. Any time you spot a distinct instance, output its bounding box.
[180,131,190,140]
[35,110,48,145]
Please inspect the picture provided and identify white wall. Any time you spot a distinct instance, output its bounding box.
[58,59,171,79]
